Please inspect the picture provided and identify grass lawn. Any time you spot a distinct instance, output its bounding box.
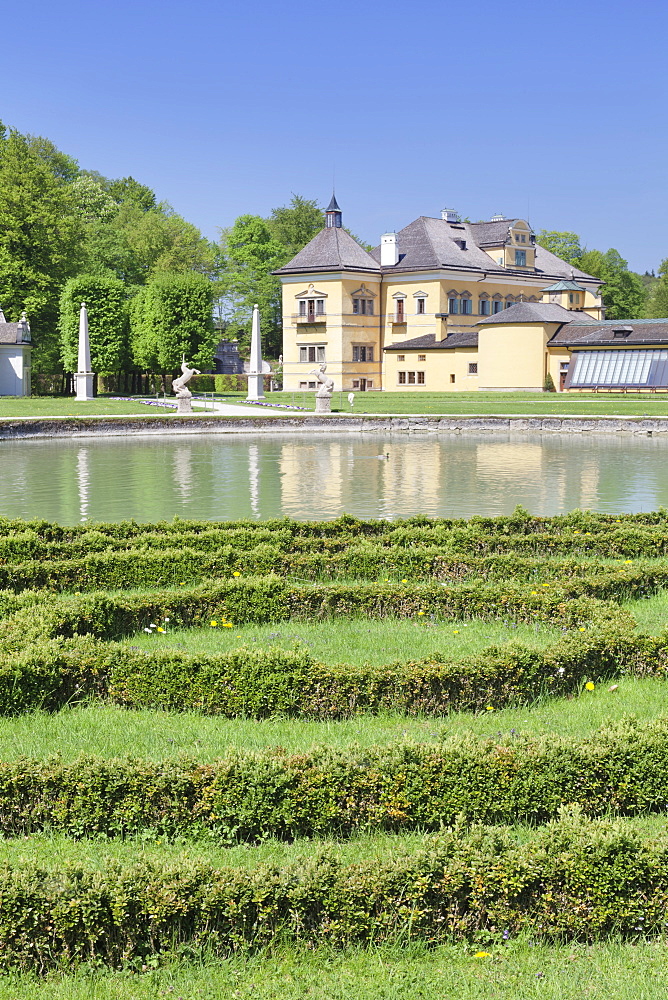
[1,676,665,761]
[0,396,168,418]
[226,389,668,417]
[6,390,668,419]
[2,940,668,999]
[126,616,562,666]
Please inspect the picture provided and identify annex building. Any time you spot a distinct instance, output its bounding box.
[0,310,31,396]
[277,199,668,393]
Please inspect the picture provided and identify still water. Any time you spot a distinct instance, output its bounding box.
[0,432,666,524]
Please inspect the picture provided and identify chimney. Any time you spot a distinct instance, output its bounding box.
[441,207,460,223]
[435,315,448,342]
[380,232,399,267]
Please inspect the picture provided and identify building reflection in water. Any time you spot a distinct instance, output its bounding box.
[173,447,194,501]
[76,448,90,522]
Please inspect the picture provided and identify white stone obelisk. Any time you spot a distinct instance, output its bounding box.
[74,302,94,401]
[246,303,265,400]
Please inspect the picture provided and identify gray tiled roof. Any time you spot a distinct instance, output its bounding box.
[478,302,578,325]
[550,318,668,347]
[468,219,519,245]
[0,323,22,344]
[275,228,380,274]
[367,216,600,282]
[384,330,479,351]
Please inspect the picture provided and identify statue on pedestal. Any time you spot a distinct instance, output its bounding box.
[310,363,334,413]
[172,357,201,414]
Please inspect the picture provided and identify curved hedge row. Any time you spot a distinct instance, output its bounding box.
[1,548,666,592]
[0,814,666,969]
[3,511,668,564]
[0,719,667,840]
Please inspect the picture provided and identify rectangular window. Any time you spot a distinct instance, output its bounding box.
[416,298,425,314]
[298,301,306,316]
[493,300,503,313]
[398,371,406,384]
[316,299,324,315]
[417,354,426,362]
[397,354,405,361]
[299,381,308,389]
[352,346,374,362]
[461,298,472,315]
[395,300,405,321]
[448,298,459,314]
[353,299,360,314]
[479,299,490,316]
[352,379,360,388]
[468,363,478,374]
[417,372,425,384]
[515,250,526,266]
[366,380,374,388]
[299,346,325,363]
[450,374,455,383]
[407,371,416,384]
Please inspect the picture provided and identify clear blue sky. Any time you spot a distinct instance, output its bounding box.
[4,0,666,272]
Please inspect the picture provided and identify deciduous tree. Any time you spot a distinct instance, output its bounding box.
[59,275,129,375]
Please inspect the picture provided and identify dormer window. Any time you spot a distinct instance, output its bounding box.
[515,250,526,267]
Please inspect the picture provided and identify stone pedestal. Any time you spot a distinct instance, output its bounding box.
[246,372,265,401]
[176,396,193,414]
[75,373,94,401]
[315,395,331,414]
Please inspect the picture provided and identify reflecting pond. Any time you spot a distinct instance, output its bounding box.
[0,431,666,524]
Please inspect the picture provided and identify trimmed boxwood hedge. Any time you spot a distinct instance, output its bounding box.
[0,814,667,969]
[0,719,667,841]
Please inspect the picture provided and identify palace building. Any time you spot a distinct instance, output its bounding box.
[276,199,668,392]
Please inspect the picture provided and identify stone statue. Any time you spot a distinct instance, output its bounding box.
[172,357,201,414]
[310,363,334,413]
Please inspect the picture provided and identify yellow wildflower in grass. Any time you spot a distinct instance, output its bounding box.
[585,681,595,691]
[531,591,538,595]
[233,571,241,577]
[418,610,425,616]
[210,621,218,627]
[156,627,165,633]
[223,623,233,628]
[474,952,492,958]
[541,583,550,586]
[578,627,586,631]
[485,706,494,711]
[401,579,407,583]
[624,560,633,564]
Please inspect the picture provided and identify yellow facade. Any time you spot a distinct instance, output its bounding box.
[278,209,607,393]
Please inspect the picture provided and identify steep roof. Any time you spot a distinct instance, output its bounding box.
[367,216,601,282]
[383,330,479,351]
[275,227,380,275]
[326,193,341,212]
[0,322,25,344]
[550,317,668,347]
[478,302,578,325]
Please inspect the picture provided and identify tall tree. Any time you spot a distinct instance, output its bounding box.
[267,195,324,259]
[59,275,129,375]
[0,127,82,372]
[536,231,583,266]
[578,248,647,319]
[130,272,216,376]
[645,259,668,318]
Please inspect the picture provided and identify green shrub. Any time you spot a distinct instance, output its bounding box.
[0,719,668,841]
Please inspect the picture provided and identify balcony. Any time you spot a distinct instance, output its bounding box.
[389,313,407,325]
[292,312,326,324]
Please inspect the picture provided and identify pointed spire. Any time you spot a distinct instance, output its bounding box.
[325,193,342,228]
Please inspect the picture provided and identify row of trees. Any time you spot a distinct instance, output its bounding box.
[536,231,667,320]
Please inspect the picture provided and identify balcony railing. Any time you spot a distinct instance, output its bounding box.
[292,312,326,324]
[389,313,407,324]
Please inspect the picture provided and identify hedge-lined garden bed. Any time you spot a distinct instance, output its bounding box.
[0,814,665,970]
[0,718,666,840]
